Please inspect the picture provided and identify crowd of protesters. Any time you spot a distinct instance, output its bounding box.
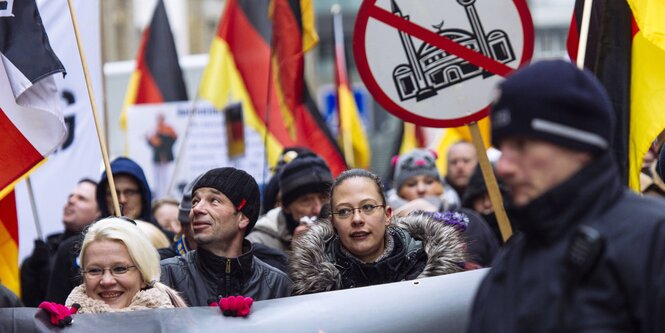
[2,59,665,332]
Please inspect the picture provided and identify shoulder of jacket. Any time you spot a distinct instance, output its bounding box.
[289,220,341,294]
[393,214,467,277]
[254,256,291,282]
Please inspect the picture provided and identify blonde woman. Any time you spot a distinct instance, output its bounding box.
[65,217,186,312]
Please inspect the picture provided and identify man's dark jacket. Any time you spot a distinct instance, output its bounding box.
[160,241,293,306]
[19,231,76,306]
[469,154,665,332]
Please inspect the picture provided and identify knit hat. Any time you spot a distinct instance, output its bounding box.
[193,167,260,234]
[262,147,316,214]
[178,173,204,224]
[279,155,333,208]
[392,148,440,190]
[491,60,614,155]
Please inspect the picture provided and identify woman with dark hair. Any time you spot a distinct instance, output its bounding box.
[289,169,469,295]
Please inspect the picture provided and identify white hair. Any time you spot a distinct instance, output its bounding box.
[79,217,186,307]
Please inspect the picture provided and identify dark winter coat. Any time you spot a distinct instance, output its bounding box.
[160,241,293,306]
[289,213,468,295]
[20,230,77,306]
[469,153,665,332]
[44,234,82,304]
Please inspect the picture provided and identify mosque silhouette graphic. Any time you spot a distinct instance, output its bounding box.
[391,0,515,102]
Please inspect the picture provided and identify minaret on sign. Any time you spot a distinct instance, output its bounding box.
[391,0,436,101]
[457,0,492,77]
[391,0,515,102]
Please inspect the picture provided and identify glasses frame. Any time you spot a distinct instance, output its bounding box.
[332,204,386,220]
[81,265,138,278]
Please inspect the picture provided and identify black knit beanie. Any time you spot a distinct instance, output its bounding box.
[491,60,614,155]
[193,167,260,234]
[279,155,333,208]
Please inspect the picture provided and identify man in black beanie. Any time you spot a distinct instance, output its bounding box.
[248,154,333,252]
[469,60,665,332]
[160,167,293,306]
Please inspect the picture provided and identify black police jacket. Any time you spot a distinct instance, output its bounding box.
[469,153,665,332]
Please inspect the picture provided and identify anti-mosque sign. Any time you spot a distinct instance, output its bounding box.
[353,0,534,127]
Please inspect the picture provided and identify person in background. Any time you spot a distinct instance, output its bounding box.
[160,167,292,306]
[640,140,665,197]
[158,175,202,260]
[96,157,153,222]
[65,217,186,312]
[152,198,181,234]
[20,179,100,307]
[290,169,468,295]
[260,147,315,215]
[469,60,665,332]
[387,148,499,267]
[462,164,512,245]
[444,141,478,200]
[135,220,171,249]
[249,154,333,252]
[387,148,459,213]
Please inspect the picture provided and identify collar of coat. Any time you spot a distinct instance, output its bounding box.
[196,240,255,283]
[65,284,175,313]
[509,153,623,241]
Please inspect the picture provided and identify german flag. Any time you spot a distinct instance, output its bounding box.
[568,0,665,190]
[120,0,188,129]
[200,0,346,176]
[0,191,19,296]
[332,5,370,169]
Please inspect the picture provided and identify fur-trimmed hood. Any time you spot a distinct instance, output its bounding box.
[65,284,175,313]
[289,212,468,295]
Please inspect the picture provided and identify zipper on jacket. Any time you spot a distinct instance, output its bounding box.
[225,258,231,297]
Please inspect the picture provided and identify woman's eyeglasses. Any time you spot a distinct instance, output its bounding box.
[332,204,385,220]
[82,265,137,278]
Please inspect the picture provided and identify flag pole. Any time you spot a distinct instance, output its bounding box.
[66,0,121,216]
[25,177,43,240]
[575,0,594,69]
[98,0,110,150]
[468,121,512,242]
[264,4,279,186]
[332,4,355,168]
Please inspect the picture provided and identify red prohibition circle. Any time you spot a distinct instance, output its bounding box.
[353,0,534,128]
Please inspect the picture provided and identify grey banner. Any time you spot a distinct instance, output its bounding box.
[0,269,487,333]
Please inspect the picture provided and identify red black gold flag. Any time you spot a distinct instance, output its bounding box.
[200,0,347,176]
[332,5,371,169]
[120,0,188,129]
[568,0,665,190]
[567,0,632,185]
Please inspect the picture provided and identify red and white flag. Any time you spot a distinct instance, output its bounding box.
[0,0,67,191]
